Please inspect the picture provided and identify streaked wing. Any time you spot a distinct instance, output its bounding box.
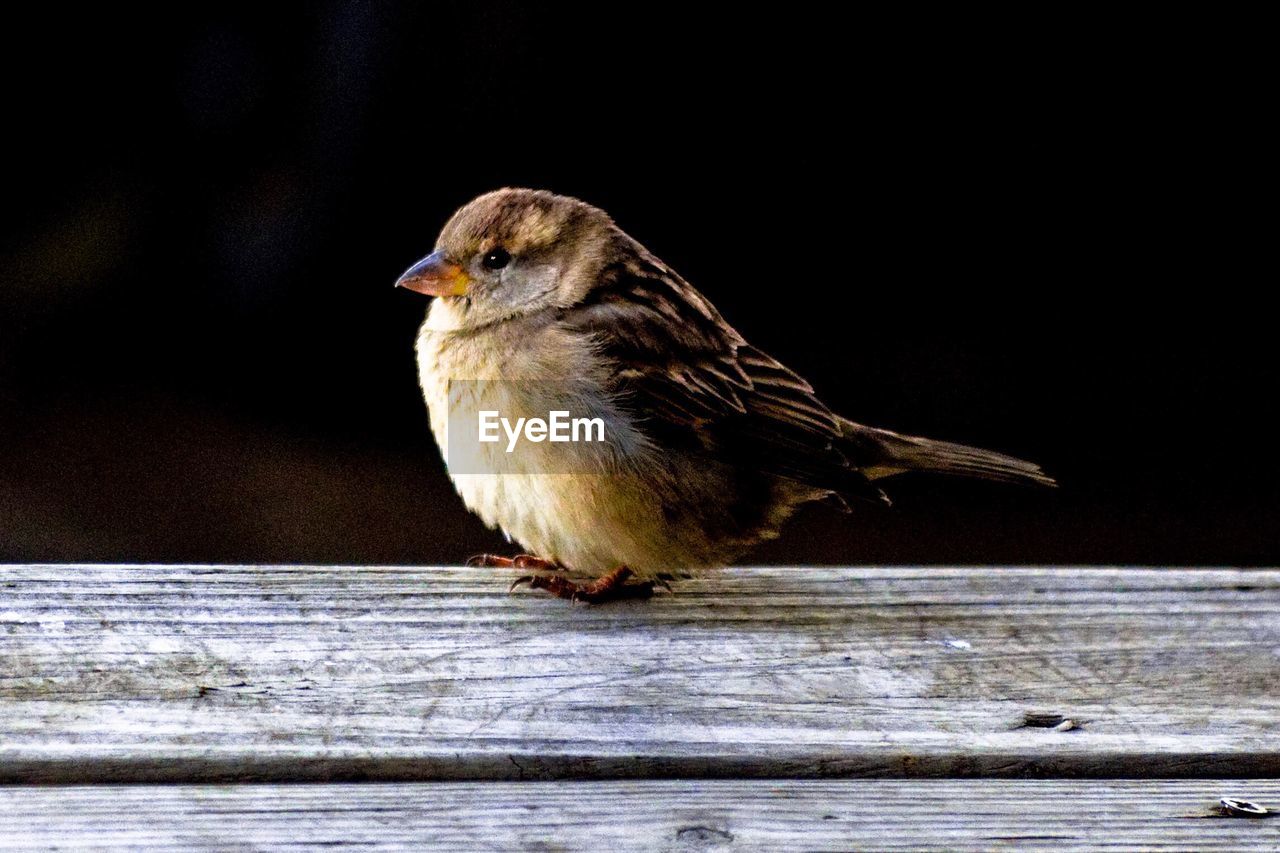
[560,254,888,505]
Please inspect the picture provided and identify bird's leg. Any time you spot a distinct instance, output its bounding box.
[510,565,657,604]
[466,553,562,571]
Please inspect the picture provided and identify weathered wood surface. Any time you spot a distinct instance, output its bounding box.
[2,780,1279,851]
[2,565,1278,783]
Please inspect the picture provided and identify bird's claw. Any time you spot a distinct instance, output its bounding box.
[513,554,558,570]
[506,565,660,604]
[468,553,560,570]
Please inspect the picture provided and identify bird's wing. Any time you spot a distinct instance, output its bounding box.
[560,255,888,505]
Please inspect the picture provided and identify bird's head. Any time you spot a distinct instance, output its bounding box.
[396,188,615,328]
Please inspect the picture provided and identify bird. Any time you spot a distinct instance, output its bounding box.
[397,188,1054,602]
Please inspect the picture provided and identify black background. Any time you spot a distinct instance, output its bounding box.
[2,5,1273,566]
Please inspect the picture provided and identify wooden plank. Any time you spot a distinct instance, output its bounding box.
[2,780,1279,851]
[1,565,1279,783]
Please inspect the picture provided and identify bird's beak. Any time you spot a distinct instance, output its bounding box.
[395,251,470,297]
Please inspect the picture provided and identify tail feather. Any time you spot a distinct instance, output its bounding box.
[840,421,1056,488]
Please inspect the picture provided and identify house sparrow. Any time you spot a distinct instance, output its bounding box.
[398,188,1054,602]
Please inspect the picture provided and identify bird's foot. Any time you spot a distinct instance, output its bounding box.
[466,553,562,571]
[510,565,660,604]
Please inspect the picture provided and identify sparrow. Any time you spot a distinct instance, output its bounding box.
[397,188,1054,602]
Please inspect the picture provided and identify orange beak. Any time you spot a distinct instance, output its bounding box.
[395,251,470,297]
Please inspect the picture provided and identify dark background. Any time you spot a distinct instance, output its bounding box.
[2,4,1273,566]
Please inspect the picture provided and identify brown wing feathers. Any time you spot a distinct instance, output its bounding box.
[563,257,890,504]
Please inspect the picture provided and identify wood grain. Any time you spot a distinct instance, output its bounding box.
[2,780,1278,851]
[2,565,1278,783]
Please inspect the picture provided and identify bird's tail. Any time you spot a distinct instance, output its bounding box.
[840,420,1056,488]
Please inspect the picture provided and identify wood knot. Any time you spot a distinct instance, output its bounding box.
[675,825,734,844]
[1019,711,1085,731]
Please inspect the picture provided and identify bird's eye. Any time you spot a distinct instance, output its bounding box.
[481,248,511,270]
